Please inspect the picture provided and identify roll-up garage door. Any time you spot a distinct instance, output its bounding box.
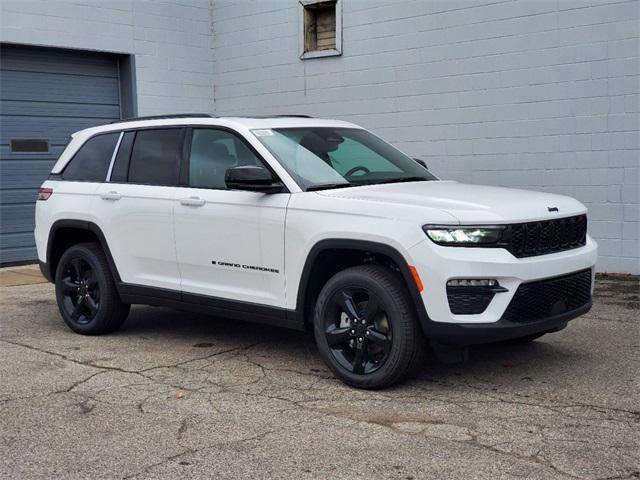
[0,44,123,264]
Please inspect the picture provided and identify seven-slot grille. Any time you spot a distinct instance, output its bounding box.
[504,214,587,258]
[503,269,592,323]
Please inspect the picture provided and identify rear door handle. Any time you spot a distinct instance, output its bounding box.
[100,191,122,201]
[179,196,206,207]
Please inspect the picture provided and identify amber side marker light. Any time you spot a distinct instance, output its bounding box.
[37,187,53,200]
[409,266,424,292]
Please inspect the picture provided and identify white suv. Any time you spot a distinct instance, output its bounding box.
[35,114,597,388]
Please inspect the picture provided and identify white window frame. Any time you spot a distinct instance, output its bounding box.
[299,0,343,60]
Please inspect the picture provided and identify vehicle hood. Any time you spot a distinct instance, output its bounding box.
[316,180,587,224]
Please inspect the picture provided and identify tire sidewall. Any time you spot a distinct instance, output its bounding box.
[313,267,414,388]
[55,244,110,335]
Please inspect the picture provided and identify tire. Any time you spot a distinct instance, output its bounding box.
[313,265,425,389]
[55,242,130,335]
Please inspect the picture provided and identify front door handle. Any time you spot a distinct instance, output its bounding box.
[179,196,206,207]
[100,191,122,201]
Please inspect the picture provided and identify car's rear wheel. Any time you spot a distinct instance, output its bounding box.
[55,243,129,335]
[313,265,425,389]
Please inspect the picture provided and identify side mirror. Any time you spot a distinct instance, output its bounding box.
[413,158,428,169]
[225,166,284,193]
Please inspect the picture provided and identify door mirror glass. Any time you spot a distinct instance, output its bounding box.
[225,166,283,193]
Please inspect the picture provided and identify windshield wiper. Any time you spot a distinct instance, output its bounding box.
[373,176,429,185]
[306,182,354,192]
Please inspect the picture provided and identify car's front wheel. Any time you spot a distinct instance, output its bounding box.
[313,265,425,389]
[55,242,130,335]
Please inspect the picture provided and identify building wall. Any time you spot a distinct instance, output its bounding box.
[0,0,637,273]
[212,0,640,274]
[0,0,215,115]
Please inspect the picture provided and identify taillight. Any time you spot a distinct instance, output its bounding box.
[37,187,53,201]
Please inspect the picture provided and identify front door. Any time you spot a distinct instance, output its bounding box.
[173,127,289,307]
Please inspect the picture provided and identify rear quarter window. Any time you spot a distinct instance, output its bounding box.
[61,133,120,182]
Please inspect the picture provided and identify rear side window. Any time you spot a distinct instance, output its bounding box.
[62,133,119,182]
[128,128,184,186]
[109,131,135,183]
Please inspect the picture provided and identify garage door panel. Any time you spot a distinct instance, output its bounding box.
[0,189,39,205]
[0,160,56,189]
[0,44,123,264]
[0,70,120,104]
[0,145,64,161]
[0,204,36,234]
[0,100,120,119]
[0,232,36,250]
[1,45,119,78]
[0,246,37,264]
[0,116,113,145]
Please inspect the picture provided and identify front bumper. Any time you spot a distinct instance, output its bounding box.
[406,236,597,345]
[425,301,590,345]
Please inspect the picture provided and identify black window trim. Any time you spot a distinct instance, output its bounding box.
[182,125,290,193]
[108,130,135,184]
[105,131,125,181]
[58,131,122,183]
[122,126,187,188]
[49,124,289,192]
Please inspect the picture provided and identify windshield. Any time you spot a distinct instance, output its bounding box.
[252,127,437,190]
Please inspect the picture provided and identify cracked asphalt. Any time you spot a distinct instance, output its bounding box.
[1,275,638,480]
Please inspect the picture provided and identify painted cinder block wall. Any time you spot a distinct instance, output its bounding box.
[0,0,215,116]
[212,0,640,274]
[0,0,638,273]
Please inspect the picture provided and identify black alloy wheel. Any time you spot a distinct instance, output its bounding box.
[55,243,130,335]
[324,287,392,375]
[314,265,425,389]
[60,257,100,325]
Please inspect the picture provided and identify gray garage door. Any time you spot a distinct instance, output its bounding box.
[0,44,122,265]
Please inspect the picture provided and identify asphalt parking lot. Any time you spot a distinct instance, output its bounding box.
[1,274,638,479]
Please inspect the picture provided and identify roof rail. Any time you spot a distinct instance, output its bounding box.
[231,114,314,119]
[110,113,216,124]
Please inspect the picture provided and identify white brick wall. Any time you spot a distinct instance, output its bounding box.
[212,0,640,274]
[0,0,215,115]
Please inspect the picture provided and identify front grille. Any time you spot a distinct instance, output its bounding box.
[504,215,587,258]
[447,289,495,315]
[503,269,592,323]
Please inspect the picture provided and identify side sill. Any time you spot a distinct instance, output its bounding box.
[117,283,305,331]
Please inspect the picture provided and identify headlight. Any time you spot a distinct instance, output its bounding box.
[423,226,504,245]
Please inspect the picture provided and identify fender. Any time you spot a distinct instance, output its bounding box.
[43,219,122,283]
[292,239,431,331]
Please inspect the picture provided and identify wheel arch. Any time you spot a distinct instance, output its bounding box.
[44,220,121,283]
[294,239,430,331]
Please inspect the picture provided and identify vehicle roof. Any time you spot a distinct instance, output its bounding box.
[73,116,363,137]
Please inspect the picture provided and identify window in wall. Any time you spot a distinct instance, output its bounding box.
[300,0,342,59]
[61,133,119,182]
[11,139,49,153]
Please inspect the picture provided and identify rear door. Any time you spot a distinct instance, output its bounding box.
[173,127,289,308]
[93,127,185,292]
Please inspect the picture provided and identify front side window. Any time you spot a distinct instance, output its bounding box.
[188,128,263,189]
[128,128,184,186]
[62,133,119,182]
[253,127,436,190]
